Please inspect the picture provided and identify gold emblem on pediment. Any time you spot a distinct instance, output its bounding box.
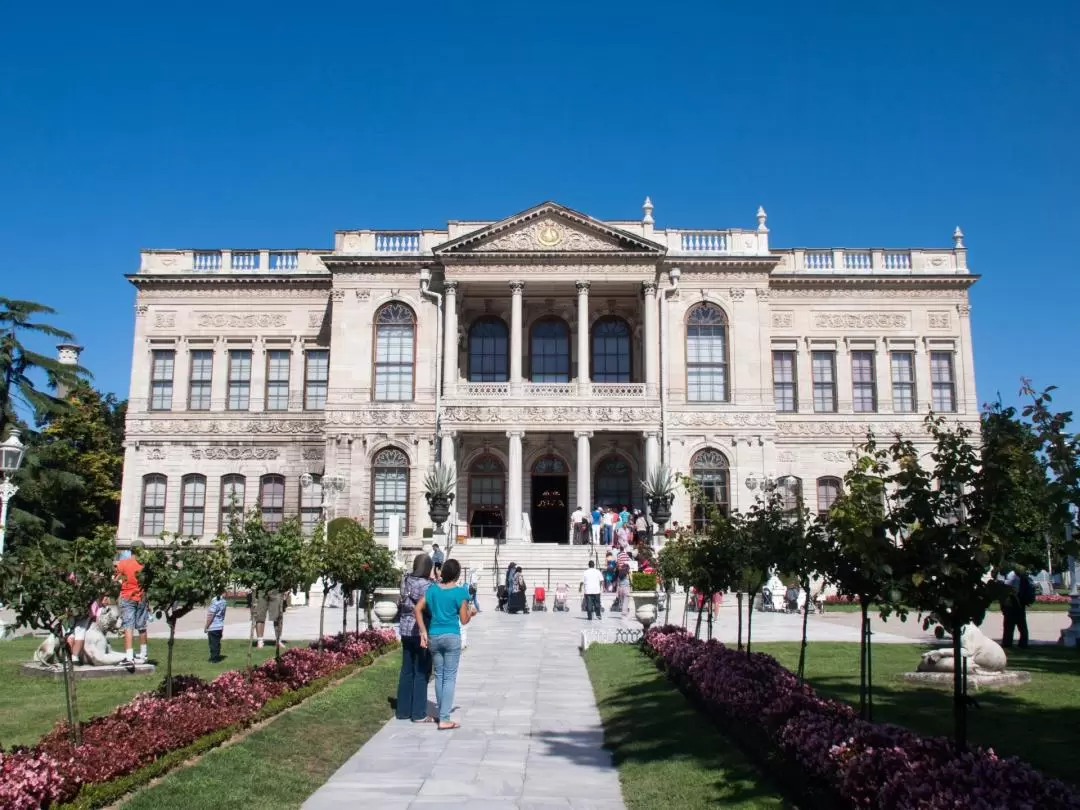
[536,223,563,247]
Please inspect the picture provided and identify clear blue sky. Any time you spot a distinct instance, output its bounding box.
[1,1,1077,416]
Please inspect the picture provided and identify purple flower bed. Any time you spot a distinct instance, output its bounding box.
[0,629,398,810]
[644,625,1080,810]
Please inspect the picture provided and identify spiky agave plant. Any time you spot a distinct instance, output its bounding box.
[641,463,677,501]
[423,464,457,503]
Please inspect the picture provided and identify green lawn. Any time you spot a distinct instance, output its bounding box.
[755,641,1080,786]
[120,651,400,810]
[585,645,790,810]
[0,636,277,748]
[823,602,1070,613]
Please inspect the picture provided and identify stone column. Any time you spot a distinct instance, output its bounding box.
[250,338,266,412]
[644,430,659,476]
[210,338,228,411]
[509,281,524,395]
[506,430,524,542]
[575,430,592,514]
[443,281,459,396]
[441,429,458,528]
[643,281,659,397]
[576,281,591,395]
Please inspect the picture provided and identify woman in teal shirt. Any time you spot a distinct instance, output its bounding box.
[415,558,476,730]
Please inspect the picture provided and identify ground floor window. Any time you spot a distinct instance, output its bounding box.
[691,448,730,532]
[469,455,504,538]
[372,447,409,535]
[595,456,632,511]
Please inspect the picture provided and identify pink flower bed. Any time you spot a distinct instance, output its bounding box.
[644,625,1080,810]
[0,629,397,810]
[1035,594,1071,604]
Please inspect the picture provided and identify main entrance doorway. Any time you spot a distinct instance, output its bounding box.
[530,455,569,543]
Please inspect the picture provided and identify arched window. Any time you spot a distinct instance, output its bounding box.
[779,476,804,512]
[373,303,416,401]
[468,454,504,538]
[686,304,729,402]
[595,456,632,510]
[140,474,167,537]
[372,447,409,536]
[180,474,207,537]
[530,318,570,382]
[532,455,568,475]
[691,449,730,532]
[259,474,286,530]
[817,477,842,515]
[468,317,509,382]
[220,474,245,531]
[300,474,323,535]
[591,317,632,383]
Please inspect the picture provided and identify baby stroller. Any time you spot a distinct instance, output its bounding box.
[553,583,569,612]
[532,586,547,611]
[496,584,509,612]
[760,587,777,612]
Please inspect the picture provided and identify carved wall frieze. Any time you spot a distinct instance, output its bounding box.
[308,311,326,328]
[448,264,652,277]
[678,271,770,282]
[822,450,851,463]
[195,312,287,329]
[137,288,330,299]
[667,411,775,429]
[928,312,951,329]
[442,405,661,425]
[756,288,771,300]
[330,289,346,301]
[776,451,794,462]
[326,409,434,426]
[192,447,280,460]
[772,312,793,329]
[356,289,371,300]
[812,312,909,330]
[774,288,965,299]
[302,447,325,460]
[471,218,623,253]
[144,448,166,460]
[128,419,323,435]
[729,288,745,301]
[154,312,176,328]
[135,305,149,317]
[777,421,928,437]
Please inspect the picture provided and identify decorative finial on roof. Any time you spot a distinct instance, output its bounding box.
[642,196,654,225]
[756,205,768,231]
[953,226,964,249]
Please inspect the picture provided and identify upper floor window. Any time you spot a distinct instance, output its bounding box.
[691,448,730,532]
[228,349,252,410]
[595,456,633,511]
[772,350,797,412]
[851,350,877,413]
[779,476,803,512]
[305,349,329,409]
[374,303,416,401]
[372,447,409,536]
[686,304,728,402]
[468,317,509,382]
[259,474,286,530]
[140,473,167,536]
[220,474,245,531]
[591,317,631,383]
[817,476,842,515]
[811,351,837,413]
[300,474,323,535]
[266,349,290,411]
[530,318,570,383]
[180,473,207,536]
[930,351,957,412]
[890,351,916,413]
[150,350,175,411]
[188,349,213,411]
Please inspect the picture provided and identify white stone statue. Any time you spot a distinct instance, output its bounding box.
[917,623,1007,674]
[34,605,129,668]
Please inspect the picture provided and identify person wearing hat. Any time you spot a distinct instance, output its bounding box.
[115,540,149,663]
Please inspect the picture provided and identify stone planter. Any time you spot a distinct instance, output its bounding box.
[373,587,401,624]
[647,495,673,528]
[426,493,453,527]
[631,591,659,630]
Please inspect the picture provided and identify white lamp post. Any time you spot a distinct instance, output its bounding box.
[0,429,27,557]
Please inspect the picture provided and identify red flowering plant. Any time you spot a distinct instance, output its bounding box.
[644,626,1080,810]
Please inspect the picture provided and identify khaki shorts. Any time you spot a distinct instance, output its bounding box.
[253,591,284,624]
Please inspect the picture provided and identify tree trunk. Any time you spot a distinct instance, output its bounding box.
[342,598,348,636]
[797,576,811,683]
[365,592,374,630]
[858,597,872,720]
[706,592,714,641]
[952,619,967,750]
[746,590,755,655]
[318,588,328,653]
[58,631,80,744]
[681,587,690,629]
[246,615,255,676]
[736,592,744,651]
[165,619,177,698]
[694,592,705,639]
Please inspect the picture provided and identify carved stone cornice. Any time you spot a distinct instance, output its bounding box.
[127,418,324,435]
[769,275,976,299]
[192,447,280,460]
[666,411,775,429]
[326,408,434,426]
[443,405,660,426]
[775,419,979,438]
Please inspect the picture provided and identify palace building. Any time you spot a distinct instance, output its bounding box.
[117,200,979,547]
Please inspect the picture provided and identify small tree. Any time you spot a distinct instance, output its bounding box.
[138,535,231,697]
[228,509,306,666]
[299,522,329,649]
[741,488,795,655]
[0,530,118,743]
[353,533,399,628]
[324,518,371,633]
[655,537,690,625]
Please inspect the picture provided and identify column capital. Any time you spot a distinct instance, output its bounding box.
[641,280,658,296]
[576,280,591,294]
[643,430,660,440]
[444,280,459,293]
[506,430,525,439]
[574,430,594,440]
[509,281,525,294]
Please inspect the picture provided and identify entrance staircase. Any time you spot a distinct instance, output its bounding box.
[448,542,600,596]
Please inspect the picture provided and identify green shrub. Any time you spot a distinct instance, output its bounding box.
[630,572,658,592]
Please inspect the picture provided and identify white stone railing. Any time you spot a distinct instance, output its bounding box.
[230,251,260,270]
[804,250,834,270]
[524,382,576,398]
[193,251,222,271]
[884,251,912,270]
[269,251,298,270]
[456,382,510,398]
[677,231,729,253]
[843,251,872,271]
[374,232,421,253]
[592,382,646,398]
[785,248,958,274]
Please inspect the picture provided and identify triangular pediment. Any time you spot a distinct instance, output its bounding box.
[433,202,666,256]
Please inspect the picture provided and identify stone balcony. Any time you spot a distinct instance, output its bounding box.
[139,249,328,274]
[448,381,650,401]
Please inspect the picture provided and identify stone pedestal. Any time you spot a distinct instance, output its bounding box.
[1060,593,1080,648]
[902,670,1030,690]
[21,662,157,680]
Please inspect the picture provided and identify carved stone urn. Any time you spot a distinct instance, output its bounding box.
[631,591,659,631]
[425,493,453,528]
[647,494,673,529]
[373,587,401,624]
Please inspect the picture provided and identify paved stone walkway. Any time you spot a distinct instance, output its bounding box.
[303,596,626,810]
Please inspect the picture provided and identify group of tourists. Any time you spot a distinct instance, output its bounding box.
[569,505,650,546]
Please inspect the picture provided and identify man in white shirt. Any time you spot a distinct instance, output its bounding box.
[570,506,585,543]
[581,560,604,620]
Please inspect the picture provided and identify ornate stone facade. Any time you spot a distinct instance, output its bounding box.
[119,201,978,546]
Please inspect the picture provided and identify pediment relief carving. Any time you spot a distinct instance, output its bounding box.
[471,218,623,253]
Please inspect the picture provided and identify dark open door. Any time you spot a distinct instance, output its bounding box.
[530,475,569,543]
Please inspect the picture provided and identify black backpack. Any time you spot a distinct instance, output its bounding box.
[1018,574,1036,607]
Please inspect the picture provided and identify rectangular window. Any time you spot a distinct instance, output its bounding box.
[140,475,167,536]
[220,475,245,531]
[300,475,323,535]
[265,350,290,411]
[187,349,213,410]
[811,351,837,413]
[150,350,175,411]
[180,476,206,536]
[890,351,916,413]
[260,475,285,530]
[305,350,329,410]
[375,323,415,401]
[851,350,877,413]
[931,351,957,412]
[227,349,252,411]
[772,350,797,412]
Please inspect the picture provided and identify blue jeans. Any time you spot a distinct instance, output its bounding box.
[396,636,432,721]
[428,634,462,723]
[119,597,149,631]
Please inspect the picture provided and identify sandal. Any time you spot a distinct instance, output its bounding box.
[412,717,435,724]
[438,722,461,731]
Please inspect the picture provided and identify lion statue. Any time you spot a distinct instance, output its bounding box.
[34,604,130,668]
[917,622,1007,674]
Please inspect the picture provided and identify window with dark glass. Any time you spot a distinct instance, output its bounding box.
[468,455,504,538]
[591,317,631,383]
[931,351,957,412]
[300,474,323,535]
[220,474,245,530]
[305,349,329,409]
[140,474,167,536]
[595,457,632,510]
[772,350,797,412]
[817,477,841,515]
[686,304,728,402]
[780,476,803,512]
[372,447,409,535]
[180,474,206,536]
[890,351,916,413]
[265,350,290,411]
[374,304,415,401]
[228,349,252,411]
[530,318,570,382]
[259,474,285,530]
[150,350,175,411]
[851,351,877,413]
[691,449,729,532]
[468,318,509,382]
[188,350,213,410]
[811,351,837,412]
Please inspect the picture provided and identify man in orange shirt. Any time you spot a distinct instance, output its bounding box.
[115,540,149,663]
